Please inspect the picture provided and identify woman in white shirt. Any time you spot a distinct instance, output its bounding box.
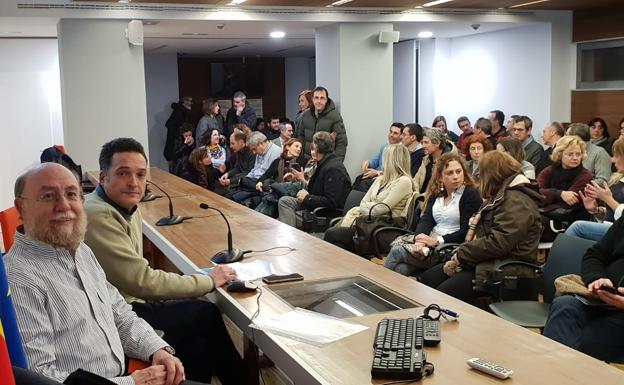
[385,153,482,276]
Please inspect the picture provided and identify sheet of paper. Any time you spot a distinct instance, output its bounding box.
[198,260,274,281]
[251,307,368,346]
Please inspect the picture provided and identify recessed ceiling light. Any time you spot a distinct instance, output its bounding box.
[509,0,549,8]
[422,0,454,7]
[327,0,353,7]
[418,31,433,38]
[270,31,286,39]
[227,0,246,5]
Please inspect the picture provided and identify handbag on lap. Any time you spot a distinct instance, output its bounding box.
[353,202,407,257]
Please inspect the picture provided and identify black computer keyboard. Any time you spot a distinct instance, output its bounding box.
[371,318,426,380]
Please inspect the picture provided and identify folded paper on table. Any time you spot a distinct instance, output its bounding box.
[251,307,368,346]
[198,260,274,281]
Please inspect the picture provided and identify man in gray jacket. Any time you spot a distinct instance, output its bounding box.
[296,86,348,162]
[567,122,612,185]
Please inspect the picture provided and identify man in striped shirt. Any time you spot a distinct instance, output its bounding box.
[5,163,198,385]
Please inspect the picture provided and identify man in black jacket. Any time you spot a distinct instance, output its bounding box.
[216,132,256,194]
[225,91,256,138]
[543,216,624,362]
[164,96,192,162]
[278,131,351,227]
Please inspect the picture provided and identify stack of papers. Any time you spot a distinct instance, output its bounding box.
[198,259,274,281]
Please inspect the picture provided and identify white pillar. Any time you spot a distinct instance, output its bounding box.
[58,19,149,171]
[315,23,394,179]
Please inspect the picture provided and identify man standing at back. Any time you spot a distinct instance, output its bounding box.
[225,91,256,138]
[84,138,244,385]
[296,86,348,162]
[488,109,509,144]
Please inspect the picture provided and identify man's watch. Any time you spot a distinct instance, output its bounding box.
[162,345,176,356]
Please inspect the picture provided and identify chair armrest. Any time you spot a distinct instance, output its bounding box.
[312,206,341,218]
[493,259,543,272]
[328,216,343,228]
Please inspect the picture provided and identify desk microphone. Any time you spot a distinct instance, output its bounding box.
[147,180,191,226]
[199,203,244,264]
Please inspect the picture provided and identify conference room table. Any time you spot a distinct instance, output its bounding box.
[124,168,623,385]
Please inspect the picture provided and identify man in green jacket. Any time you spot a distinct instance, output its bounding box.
[84,138,244,385]
[296,86,348,162]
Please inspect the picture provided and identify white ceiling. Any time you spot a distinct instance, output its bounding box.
[0,16,535,57]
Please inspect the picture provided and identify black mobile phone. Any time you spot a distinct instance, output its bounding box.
[599,284,623,295]
[262,273,304,284]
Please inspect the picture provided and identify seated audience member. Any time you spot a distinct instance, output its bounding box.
[170,123,196,178]
[419,151,543,304]
[511,115,546,174]
[433,115,459,143]
[187,130,226,191]
[497,137,536,179]
[401,123,426,177]
[83,138,243,384]
[217,131,255,193]
[6,162,208,384]
[565,137,624,241]
[254,138,303,217]
[229,131,282,204]
[567,123,612,185]
[196,99,224,143]
[506,114,520,134]
[589,117,613,156]
[295,90,313,132]
[324,144,415,253]
[456,116,473,154]
[261,115,281,141]
[488,109,510,145]
[537,135,593,241]
[384,153,481,276]
[541,121,565,162]
[278,131,351,227]
[272,121,294,148]
[255,118,266,133]
[464,133,493,181]
[543,216,624,362]
[472,117,493,140]
[353,123,404,192]
[413,128,456,194]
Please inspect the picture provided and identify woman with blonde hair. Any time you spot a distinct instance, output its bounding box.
[324,144,415,254]
[537,135,593,241]
[565,137,624,240]
[384,153,482,276]
[419,151,543,304]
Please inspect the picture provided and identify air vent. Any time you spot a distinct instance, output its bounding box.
[214,45,239,53]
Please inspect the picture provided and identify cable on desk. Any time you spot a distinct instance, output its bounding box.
[249,286,267,385]
[243,246,297,255]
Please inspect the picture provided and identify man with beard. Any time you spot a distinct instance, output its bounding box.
[4,163,197,385]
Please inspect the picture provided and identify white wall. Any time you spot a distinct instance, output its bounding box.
[0,39,63,210]
[58,19,149,171]
[284,57,315,122]
[144,53,180,171]
[393,40,417,124]
[418,20,574,141]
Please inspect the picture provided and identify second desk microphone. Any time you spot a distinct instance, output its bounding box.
[199,203,244,264]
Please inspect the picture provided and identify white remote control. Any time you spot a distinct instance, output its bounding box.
[466,357,513,379]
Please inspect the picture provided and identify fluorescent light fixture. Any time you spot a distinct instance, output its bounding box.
[509,0,549,8]
[270,31,286,38]
[327,0,353,7]
[418,31,433,38]
[422,0,454,7]
[227,0,246,5]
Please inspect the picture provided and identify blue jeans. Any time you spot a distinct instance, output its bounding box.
[384,246,429,276]
[543,295,624,362]
[564,220,611,241]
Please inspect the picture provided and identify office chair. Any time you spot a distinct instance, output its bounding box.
[296,189,365,233]
[0,206,21,252]
[488,234,596,329]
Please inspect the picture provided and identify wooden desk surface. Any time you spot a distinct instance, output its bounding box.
[134,168,623,384]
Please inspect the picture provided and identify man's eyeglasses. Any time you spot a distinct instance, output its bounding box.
[18,191,84,203]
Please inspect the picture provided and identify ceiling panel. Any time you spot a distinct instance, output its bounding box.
[76,0,624,10]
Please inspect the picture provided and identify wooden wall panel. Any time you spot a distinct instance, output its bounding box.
[571,90,624,138]
[177,57,285,126]
[573,9,624,43]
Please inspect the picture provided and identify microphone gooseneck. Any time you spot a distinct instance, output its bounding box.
[199,203,243,264]
[147,180,190,226]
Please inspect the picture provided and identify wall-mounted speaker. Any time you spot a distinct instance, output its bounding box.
[378,31,400,44]
[126,20,143,46]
